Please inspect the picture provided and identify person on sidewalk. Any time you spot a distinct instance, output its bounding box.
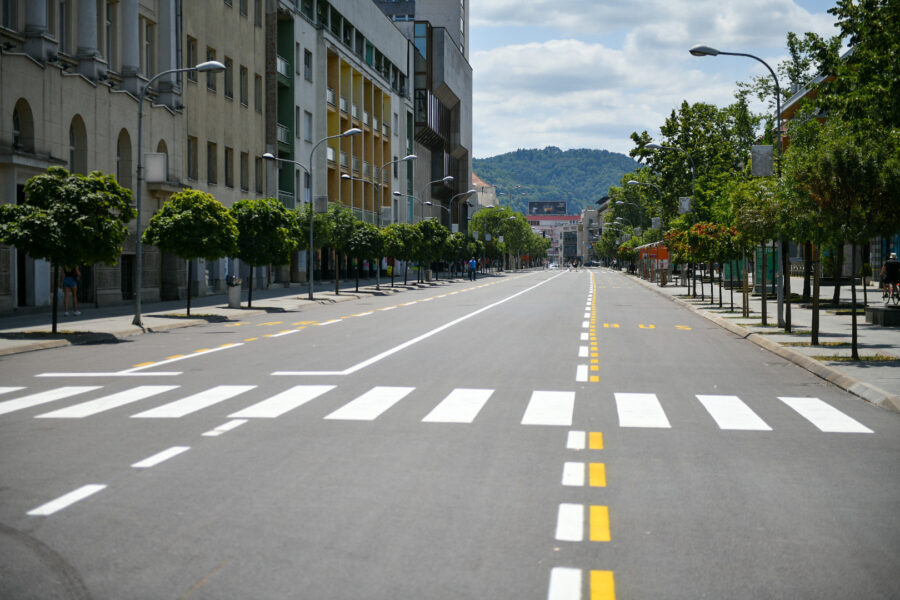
[882,252,899,298]
[61,266,81,316]
[468,257,477,281]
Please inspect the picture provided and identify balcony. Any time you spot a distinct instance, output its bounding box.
[362,162,371,178]
[373,117,379,132]
[276,124,291,145]
[326,87,336,106]
[352,156,360,174]
[351,104,360,121]
[278,190,295,208]
[340,151,348,169]
[340,96,348,113]
[363,111,370,127]
[326,146,335,162]
[382,123,390,137]
[276,55,290,80]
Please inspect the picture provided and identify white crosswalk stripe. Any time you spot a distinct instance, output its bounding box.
[131,385,256,419]
[0,383,877,434]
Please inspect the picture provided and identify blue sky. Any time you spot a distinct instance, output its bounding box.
[469,0,840,158]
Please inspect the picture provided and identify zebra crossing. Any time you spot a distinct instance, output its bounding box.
[0,383,875,433]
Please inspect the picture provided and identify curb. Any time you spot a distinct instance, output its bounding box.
[628,273,900,413]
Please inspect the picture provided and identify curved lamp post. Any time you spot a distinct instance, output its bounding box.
[615,199,645,229]
[420,175,454,222]
[690,43,785,325]
[627,180,666,285]
[133,60,225,327]
[264,127,361,300]
[376,154,416,225]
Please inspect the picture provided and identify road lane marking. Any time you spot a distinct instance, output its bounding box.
[590,505,611,541]
[229,385,335,418]
[582,321,590,328]
[522,391,574,426]
[591,570,616,600]
[274,273,564,376]
[555,503,584,541]
[203,419,248,437]
[567,430,586,450]
[35,386,180,418]
[676,325,692,330]
[131,446,190,468]
[548,568,581,600]
[131,385,256,418]
[27,484,106,516]
[119,344,244,373]
[0,387,101,416]
[576,365,588,382]
[696,395,772,431]
[778,397,873,433]
[422,388,493,423]
[319,319,342,326]
[269,329,299,337]
[589,463,607,487]
[324,386,414,421]
[638,324,655,329]
[581,333,589,341]
[615,393,671,428]
[0,387,24,396]
[579,346,589,357]
[562,462,585,486]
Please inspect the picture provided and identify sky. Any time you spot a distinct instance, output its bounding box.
[469,0,840,158]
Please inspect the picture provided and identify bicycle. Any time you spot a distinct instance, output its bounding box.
[883,281,900,306]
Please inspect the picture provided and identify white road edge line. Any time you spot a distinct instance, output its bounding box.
[27,484,107,516]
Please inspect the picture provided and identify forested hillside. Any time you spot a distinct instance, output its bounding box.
[472,147,639,215]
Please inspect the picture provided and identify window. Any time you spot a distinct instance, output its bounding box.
[105,2,116,68]
[295,106,301,139]
[207,141,217,184]
[240,0,247,16]
[187,136,198,180]
[255,156,263,193]
[240,152,249,191]
[295,43,301,75]
[224,147,234,188]
[206,48,217,91]
[2,0,17,29]
[254,0,261,26]
[304,172,311,203]
[224,57,233,98]
[304,111,312,142]
[186,37,197,81]
[143,20,154,76]
[68,116,87,174]
[116,130,132,188]
[254,74,262,112]
[304,49,312,81]
[240,66,248,106]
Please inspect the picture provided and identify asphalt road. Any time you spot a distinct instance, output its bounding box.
[1,268,898,599]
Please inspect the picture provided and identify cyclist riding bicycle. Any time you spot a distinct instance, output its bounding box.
[882,252,899,302]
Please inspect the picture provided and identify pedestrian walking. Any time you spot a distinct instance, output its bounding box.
[469,257,477,281]
[61,266,81,316]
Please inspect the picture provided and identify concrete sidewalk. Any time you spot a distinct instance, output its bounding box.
[0,272,481,357]
[626,269,900,412]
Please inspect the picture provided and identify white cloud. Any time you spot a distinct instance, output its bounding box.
[471,0,838,158]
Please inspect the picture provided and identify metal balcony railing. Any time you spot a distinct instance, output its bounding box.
[276,124,291,144]
[362,111,370,126]
[340,96,348,113]
[326,146,335,162]
[326,87,336,106]
[276,55,290,78]
[340,151,348,168]
[362,162,371,178]
[352,156,360,173]
[351,104,360,120]
[278,190,295,207]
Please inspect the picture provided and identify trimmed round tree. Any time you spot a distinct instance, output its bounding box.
[142,189,237,315]
[231,198,301,307]
[347,221,383,292]
[0,167,135,332]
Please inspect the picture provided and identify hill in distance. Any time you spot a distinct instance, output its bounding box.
[472,146,639,216]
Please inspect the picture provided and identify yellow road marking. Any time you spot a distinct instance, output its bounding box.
[639,324,655,329]
[591,359,599,364]
[277,330,292,335]
[676,325,692,330]
[133,361,155,367]
[218,343,239,348]
[590,365,599,371]
[294,321,317,325]
[590,505,611,542]
[589,463,607,487]
[193,348,211,353]
[590,375,600,383]
[590,353,598,358]
[589,432,604,449]
[166,355,185,360]
[258,321,284,326]
[244,337,258,342]
[224,322,244,327]
[591,570,616,600]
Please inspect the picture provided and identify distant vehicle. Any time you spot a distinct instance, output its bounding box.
[548,263,558,269]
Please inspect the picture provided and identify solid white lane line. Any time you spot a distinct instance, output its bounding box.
[324,386,414,421]
[36,386,180,418]
[562,462,585,487]
[615,392,671,428]
[228,385,335,418]
[202,419,248,437]
[131,446,190,468]
[575,365,589,382]
[131,385,256,418]
[522,391,575,426]
[27,484,106,516]
[319,319,342,326]
[422,388,493,423]
[37,372,183,377]
[779,397,873,433]
[578,346,589,358]
[0,387,102,417]
[555,503,584,541]
[274,272,565,376]
[548,567,582,600]
[696,395,772,431]
[270,329,300,337]
[567,430,586,450]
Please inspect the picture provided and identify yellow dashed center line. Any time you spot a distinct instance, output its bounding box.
[589,463,607,487]
[591,570,616,599]
[244,337,258,342]
[193,349,211,353]
[589,432,604,449]
[133,361,156,367]
[590,505,611,542]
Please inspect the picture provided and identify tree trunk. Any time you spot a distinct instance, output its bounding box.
[51,264,59,334]
[334,249,340,295]
[831,246,843,306]
[760,244,768,326]
[248,268,253,308]
[783,240,791,333]
[742,251,750,318]
[802,241,812,302]
[850,242,859,361]
[355,258,360,292]
[718,260,723,308]
[404,261,408,285]
[812,244,820,346]
[187,260,193,316]
[729,259,734,312]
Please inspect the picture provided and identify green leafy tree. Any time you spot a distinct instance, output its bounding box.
[295,203,328,285]
[230,198,301,308]
[414,218,450,282]
[325,203,357,294]
[0,167,135,332]
[446,232,468,277]
[347,221,382,292]
[383,223,422,285]
[142,189,237,316]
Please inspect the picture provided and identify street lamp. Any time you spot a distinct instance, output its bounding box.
[420,175,454,222]
[264,126,361,301]
[615,200,645,228]
[690,43,784,325]
[133,60,225,327]
[627,180,666,285]
[447,189,477,231]
[376,154,416,225]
